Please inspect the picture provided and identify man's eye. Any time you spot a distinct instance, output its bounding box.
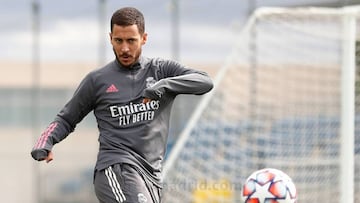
[115,39,122,43]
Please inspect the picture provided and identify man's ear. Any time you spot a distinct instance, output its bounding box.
[142,33,148,45]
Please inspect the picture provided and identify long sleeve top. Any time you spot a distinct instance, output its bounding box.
[31,56,213,185]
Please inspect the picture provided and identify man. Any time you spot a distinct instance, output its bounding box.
[31,7,213,203]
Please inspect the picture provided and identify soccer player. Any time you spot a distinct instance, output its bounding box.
[30,7,213,203]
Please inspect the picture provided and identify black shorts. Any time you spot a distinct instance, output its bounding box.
[94,163,161,203]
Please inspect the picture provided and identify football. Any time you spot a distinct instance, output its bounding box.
[242,168,297,203]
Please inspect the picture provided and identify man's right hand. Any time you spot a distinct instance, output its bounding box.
[44,151,54,163]
[31,149,53,163]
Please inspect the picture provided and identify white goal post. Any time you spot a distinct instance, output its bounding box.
[162,6,360,203]
[340,5,357,203]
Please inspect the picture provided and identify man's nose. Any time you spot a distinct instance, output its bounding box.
[121,44,130,52]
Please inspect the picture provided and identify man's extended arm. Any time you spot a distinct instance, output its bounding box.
[31,73,95,161]
[143,72,213,100]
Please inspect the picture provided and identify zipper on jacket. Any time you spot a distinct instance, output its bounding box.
[131,69,136,98]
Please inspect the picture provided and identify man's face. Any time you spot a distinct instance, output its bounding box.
[110,24,147,67]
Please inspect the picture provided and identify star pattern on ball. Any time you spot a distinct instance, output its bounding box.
[276,191,296,203]
[251,181,275,202]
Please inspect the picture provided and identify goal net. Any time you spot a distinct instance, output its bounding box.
[162,6,360,203]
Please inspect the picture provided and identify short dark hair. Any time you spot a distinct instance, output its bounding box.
[110,7,145,34]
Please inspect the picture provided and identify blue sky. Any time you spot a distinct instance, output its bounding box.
[0,0,354,64]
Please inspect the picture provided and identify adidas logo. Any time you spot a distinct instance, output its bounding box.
[106,84,119,93]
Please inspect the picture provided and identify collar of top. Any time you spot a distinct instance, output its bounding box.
[115,56,143,71]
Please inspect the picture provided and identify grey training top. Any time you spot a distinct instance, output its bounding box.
[31,56,213,185]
